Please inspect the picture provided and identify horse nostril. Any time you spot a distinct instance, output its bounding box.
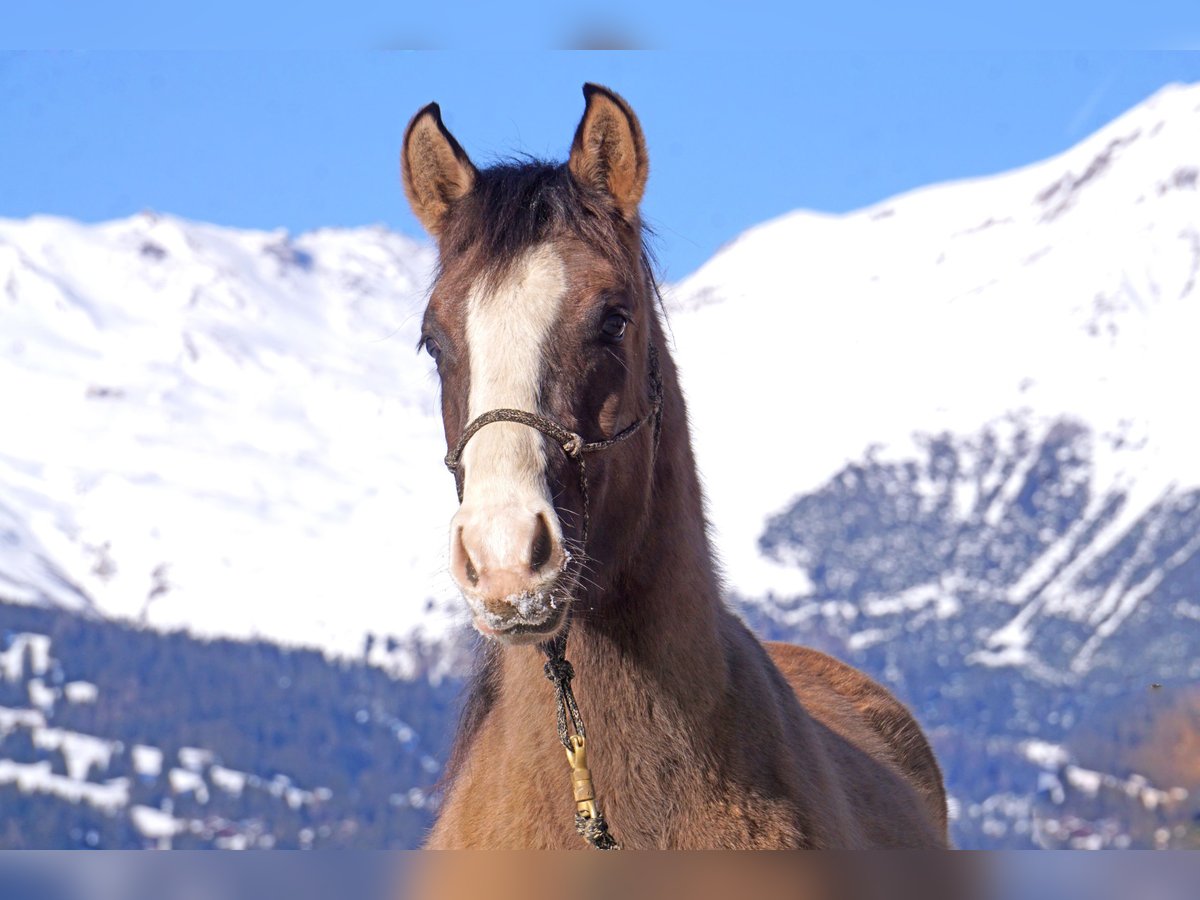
[456,527,480,586]
[530,513,553,573]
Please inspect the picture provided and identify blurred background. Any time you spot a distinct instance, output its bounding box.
[3,38,1200,850]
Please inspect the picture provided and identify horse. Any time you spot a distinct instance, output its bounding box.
[401,83,949,849]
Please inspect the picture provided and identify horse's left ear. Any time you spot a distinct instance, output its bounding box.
[568,84,648,221]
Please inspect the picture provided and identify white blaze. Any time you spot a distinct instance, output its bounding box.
[458,244,566,562]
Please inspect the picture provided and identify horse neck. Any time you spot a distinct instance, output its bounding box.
[503,331,732,728]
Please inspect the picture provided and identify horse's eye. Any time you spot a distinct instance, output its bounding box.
[601,313,627,342]
[422,337,442,362]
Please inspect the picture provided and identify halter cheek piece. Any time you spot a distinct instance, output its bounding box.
[441,342,663,850]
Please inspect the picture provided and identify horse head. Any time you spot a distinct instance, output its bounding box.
[403,85,661,644]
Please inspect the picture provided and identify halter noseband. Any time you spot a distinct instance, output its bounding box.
[441,341,663,851]
[443,342,664,546]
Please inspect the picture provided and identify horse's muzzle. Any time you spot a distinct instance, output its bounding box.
[450,501,572,643]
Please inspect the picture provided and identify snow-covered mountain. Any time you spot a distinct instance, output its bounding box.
[3,80,1200,850]
[0,216,462,658]
[671,80,1200,682]
[2,81,1199,679]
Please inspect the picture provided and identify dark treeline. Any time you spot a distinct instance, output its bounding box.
[0,600,462,849]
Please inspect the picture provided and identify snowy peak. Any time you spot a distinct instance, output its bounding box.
[664,82,1200,607]
[1031,81,1200,222]
[674,82,1200,309]
[2,213,461,655]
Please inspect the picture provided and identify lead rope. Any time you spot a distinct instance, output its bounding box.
[443,343,663,850]
[542,631,619,849]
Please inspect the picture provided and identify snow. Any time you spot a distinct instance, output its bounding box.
[0,705,46,733]
[0,633,52,682]
[0,216,458,656]
[132,744,163,778]
[0,759,129,812]
[26,634,52,675]
[285,786,311,810]
[1060,763,1187,812]
[862,581,961,619]
[63,680,99,704]
[209,764,247,796]
[1021,739,1070,769]
[177,746,213,772]
[26,678,57,710]
[1,83,1199,668]
[0,642,24,684]
[168,767,210,803]
[31,727,119,781]
[846,628,894,651]
[129,805,183,846]
[668,83,1200,634]
[968,644,1033,670]
[1065,768,1099,796]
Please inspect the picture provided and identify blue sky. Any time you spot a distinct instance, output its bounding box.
[4,49,1200,278]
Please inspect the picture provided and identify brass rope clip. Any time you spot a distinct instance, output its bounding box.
[565,734,599,821]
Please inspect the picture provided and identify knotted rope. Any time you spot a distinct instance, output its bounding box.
[543,633,619,850]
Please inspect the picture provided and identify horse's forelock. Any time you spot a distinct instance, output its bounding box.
[438,159,648,296]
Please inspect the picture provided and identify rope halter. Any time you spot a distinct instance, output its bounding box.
[441,342,664,850]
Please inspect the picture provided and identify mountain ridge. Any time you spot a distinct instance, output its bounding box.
[1,81,1198,669]
[3,81,1200,849]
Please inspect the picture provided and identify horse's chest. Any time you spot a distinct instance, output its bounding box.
[594,753,807,849]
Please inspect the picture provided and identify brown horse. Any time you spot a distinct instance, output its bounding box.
[402,84,949,849]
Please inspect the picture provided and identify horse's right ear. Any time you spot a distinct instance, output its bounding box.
[401,102,477,237]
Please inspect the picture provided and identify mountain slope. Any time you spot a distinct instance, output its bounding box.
[3,82,1200,848]
[1,216,462,658]
[2,84,1197,667]
[667,81,1200,679]
[0,600,454,849]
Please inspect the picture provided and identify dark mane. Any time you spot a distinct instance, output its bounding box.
[440,159,652,289]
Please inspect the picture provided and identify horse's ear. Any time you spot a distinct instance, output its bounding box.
[401,102,477,237]
[568,84,648,221]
